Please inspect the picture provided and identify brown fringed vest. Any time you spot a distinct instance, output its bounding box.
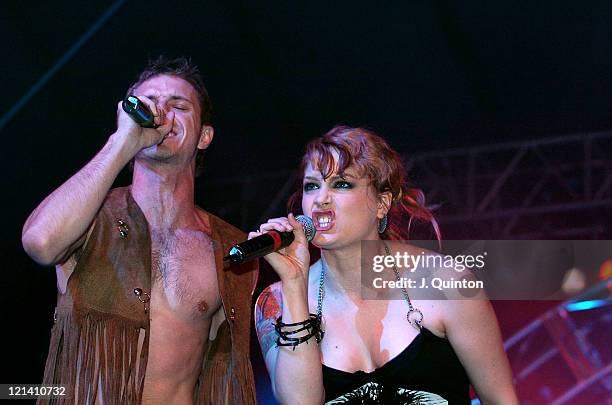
[39,187,258,404]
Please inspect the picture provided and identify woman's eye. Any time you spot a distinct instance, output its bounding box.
[303,182,319,191]
[334,181,353,189]
[174,105,188,111]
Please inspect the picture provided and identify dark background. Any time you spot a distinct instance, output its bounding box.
[2,1,611,403]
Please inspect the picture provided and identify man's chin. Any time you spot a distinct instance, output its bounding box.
[137,147,175,162]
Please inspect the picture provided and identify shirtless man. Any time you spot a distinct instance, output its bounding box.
[22,56,257,404]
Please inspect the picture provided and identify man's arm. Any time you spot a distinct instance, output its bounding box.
[22,99,171,265]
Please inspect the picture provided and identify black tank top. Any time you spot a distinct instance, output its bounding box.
[322,328,471,404]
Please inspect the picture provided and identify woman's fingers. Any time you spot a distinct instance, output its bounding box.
[247,231,262,240]
[258,217,292,233]
[250,216,311,275]
[287,213,307,243]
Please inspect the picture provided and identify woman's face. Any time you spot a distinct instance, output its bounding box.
[301,158,386,250]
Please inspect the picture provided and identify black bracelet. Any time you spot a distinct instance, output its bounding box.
[274,314,324,350]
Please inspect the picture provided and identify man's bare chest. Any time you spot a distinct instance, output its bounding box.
[149,228,221,320]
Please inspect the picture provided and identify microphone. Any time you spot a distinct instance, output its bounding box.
[122,95,158,128]
[224,215,316,264]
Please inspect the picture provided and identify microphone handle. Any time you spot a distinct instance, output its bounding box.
[122,95,158,128]
[225,231,295,264]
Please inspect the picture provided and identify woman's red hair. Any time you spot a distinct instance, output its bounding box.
[288,125,440,240]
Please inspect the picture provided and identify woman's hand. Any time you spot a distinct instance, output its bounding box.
[248,213,311,283]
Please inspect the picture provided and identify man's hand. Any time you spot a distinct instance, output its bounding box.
[115,95,175,153]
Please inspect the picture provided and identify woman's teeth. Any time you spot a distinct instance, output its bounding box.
[318,216,331,226]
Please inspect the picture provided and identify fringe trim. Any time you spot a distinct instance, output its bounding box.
[199,353,256,405]
[37,309,147,405]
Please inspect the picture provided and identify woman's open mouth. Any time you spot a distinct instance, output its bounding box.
[312,210,335,231]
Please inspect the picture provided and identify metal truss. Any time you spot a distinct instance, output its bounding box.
[504,281,612,404]
[406,131,612,239]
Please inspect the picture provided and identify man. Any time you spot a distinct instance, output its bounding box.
[22,56,258,404]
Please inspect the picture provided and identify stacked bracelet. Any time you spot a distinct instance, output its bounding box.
[274,314,324,350]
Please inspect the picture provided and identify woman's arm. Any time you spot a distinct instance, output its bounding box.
[253,214,325,405]
[443,298,519,405]
[255,281,325,405]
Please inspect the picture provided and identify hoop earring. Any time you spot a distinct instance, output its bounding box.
[378,215,388,234]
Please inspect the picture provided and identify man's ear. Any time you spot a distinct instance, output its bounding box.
[377,191,393,218]
[198,125,214,150]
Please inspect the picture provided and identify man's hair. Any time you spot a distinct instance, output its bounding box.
[126,55,212,176]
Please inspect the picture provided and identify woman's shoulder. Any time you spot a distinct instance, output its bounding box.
[256,281,283,309]
[381,240,492,331]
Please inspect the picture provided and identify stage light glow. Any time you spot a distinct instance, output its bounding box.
[599,260,612,280]
[565,299,610,312]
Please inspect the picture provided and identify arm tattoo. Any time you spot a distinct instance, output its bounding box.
[255,286,282,356]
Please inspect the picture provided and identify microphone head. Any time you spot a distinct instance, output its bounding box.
[295,215,316,242]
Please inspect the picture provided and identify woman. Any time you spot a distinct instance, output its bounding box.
[253,126,518,404]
